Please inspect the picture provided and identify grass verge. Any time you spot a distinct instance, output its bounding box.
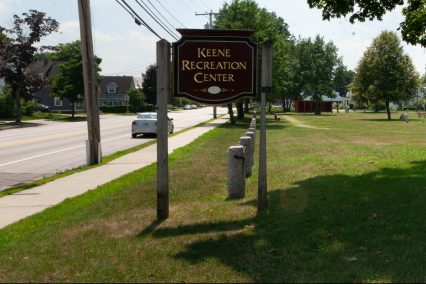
[2,112,426,282]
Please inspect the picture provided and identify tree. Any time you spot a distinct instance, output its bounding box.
[350,31,419,120]
[279,38,308,112]
[307,0,426,47]
[299,36,339,115]
[333,61,355,97]
[215,0,292,120]
[422,69,426,84]
[49,41,102,118]
[128,88,145,113]
[0,10,59,123]
[142,64,157,106]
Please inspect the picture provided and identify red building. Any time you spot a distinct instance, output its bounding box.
[294,93,344,113]
[295,99,333,113]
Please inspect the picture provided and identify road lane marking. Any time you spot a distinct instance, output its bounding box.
[0,123,131,149]
[0,134,134,168]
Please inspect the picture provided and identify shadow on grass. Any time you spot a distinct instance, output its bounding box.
[55,116,87,122]
[357,118,406,122]
[217,118,287,131]
[0,122,44,130]
[146,160,426,282]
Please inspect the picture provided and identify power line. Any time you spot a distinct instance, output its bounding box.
[145,0,181,32]
[134,0,179,40]
[178,0,196,14]
[118,0,162,40]
[189,0,205,12]
[153,0,187,28]
[115,0,135,19]
[198,0,212,11]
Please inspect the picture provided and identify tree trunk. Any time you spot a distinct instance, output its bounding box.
[385,100,391,120]
[14,89,22,123]
[236,101,244,119]
[282,98,286,112]
[288,99,293,112]
[314,99,321,115]
[227,103,236,124]
[268,102,272,113]
[72,100,75,119]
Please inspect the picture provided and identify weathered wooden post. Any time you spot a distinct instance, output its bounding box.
[78,0,101,165]
[157,39,170,220]
[239,136,253,177]
[227,145,245,198]
[258,41,272,212]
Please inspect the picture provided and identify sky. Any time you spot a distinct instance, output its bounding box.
[0,0,424,78]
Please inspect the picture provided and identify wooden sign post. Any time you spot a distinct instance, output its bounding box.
[258,41,272,213]
[155,29,257,219]
[156,39,170,220]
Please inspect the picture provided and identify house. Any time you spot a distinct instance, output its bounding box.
[98,76,135,106]
[403,83,426,108]
[0,78,5,94]
[295,92,345,113]
[32,59,86,113]
[133,77,143,89]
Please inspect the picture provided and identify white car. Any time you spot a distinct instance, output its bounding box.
[184,104,192,110]
[131,112,174,138]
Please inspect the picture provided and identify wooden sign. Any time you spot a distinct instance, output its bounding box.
[173,29,257,104]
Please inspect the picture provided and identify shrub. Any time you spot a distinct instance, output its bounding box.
[0,89,15,118]
[21,100,37,116]
[99,106,129,113]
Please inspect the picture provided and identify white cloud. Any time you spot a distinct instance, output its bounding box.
[93,29,158,76]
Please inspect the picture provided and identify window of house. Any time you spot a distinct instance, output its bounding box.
[107,83,117,94]
[54,97,63,107]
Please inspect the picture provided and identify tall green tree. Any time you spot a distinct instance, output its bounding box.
[142,64,157,106]
[307,0,426,47]
[49,41,102,118]
[128,88,145,113]
[422,68,426,84]
[215,0,292,119]
[280,38,311,112]
[0,10,59,123]
[299,36,339,115]
[350,31,419,120]
[333,60,355,97]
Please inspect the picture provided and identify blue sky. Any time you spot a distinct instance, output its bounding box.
[0,0,424,77]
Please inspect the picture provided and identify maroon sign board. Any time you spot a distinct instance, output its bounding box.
[173,29,257,105]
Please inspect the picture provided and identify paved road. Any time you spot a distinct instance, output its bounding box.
[0,107,227,190]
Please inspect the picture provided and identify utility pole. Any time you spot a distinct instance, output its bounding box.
[196,10,218,118]
[78,0,101,165]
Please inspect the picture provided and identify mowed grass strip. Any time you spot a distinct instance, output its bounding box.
[2,112,426,282]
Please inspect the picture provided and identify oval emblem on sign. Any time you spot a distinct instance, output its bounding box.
[208,86,221,95]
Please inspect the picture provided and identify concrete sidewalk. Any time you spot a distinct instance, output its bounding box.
[0,117,226,229]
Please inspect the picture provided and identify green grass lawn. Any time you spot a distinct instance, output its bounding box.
[2,111,426,282]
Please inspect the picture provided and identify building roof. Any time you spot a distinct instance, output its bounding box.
[29,60,65,79]
[301,91,346,102]
[99,76,135,94]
